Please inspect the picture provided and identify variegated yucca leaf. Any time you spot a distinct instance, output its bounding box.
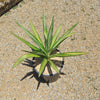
[47,16,54,49]
[48,60,59,73]
[13,54,41,68]
[22,50,46,57]
[50,22,79,50]
[30,21,42,44]
[50,25,62,48]
[50,52,87,58]
[11,32,39,51]
[39,58,48,77]
[16,22,46,54]
[42,14,48,50]
[42,14,48,39]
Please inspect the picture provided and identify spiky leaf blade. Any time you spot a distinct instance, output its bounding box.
[50,25,62,48]
[16,22,39,46]
[47,16,54,49]
[16,22,35,41]
[63,22,79,36]
[22,50,46,57]
[42,14,48,39]
[11,32,39,51]
[13,54,41,68]
[48,60,59,73]
[52,32,76,49]
[30,22,42,43]
[50,22,79,50]
[42,14,48,50]
[16,22,46,53]
[50,52,87,58]
[39,58,48,77]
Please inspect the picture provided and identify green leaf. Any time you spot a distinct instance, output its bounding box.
[50,22,79,50]
[16,22,39,46]
[11,32,40,51]
[63,22,79,36]
[50,25,62,49]
[13,54,41,68]
[42,14,48,50]
[36,41,47,54]
[16,22,47,54]
[42,14,48,39]
[50,52,87,58]
[39,58,48,77]
[30,22,42,43]
[47,16,54,49]
[22,50,46,57]
[44,38,48,50]
[16,22,38,45]
[48,60,59,73]
[50,32,75,50]
[16,22,36,41]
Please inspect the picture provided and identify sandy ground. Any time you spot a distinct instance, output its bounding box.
[0,0,100,100]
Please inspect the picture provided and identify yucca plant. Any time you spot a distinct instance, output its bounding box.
[11,15,87,77]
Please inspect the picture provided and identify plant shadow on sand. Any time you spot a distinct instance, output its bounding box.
[20,57,66,90]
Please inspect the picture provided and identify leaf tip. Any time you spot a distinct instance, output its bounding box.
[29,21,32,24]
[42,14,45,19]
[42,13,44,16]
[52,16,54,19]
[84,52,88,54]
[15,21,19,25]
[12,66,15,68]
[77,21,79,24]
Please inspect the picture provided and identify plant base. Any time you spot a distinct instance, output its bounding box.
[32,49,64,83]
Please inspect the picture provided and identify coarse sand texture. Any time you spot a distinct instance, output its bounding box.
[0,0,100,100]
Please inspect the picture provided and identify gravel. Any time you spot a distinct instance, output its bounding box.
[0,0,100,100]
